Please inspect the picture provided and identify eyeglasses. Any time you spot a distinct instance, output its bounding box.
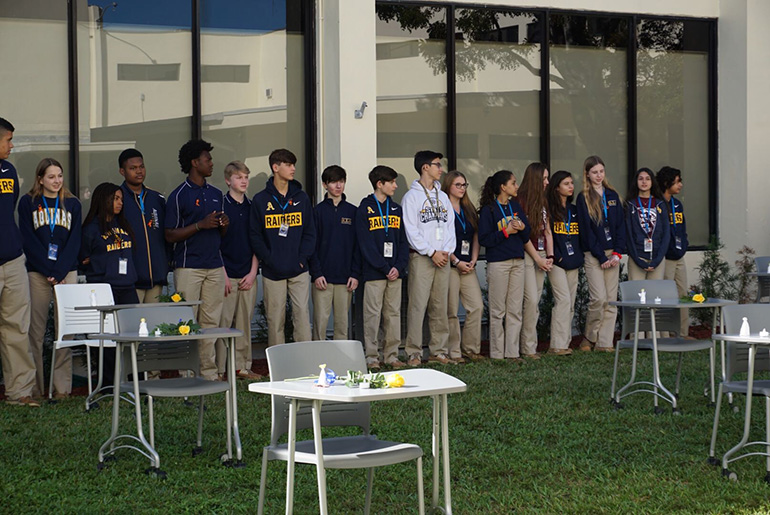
[453,182,468,188]
[429,162,443,169]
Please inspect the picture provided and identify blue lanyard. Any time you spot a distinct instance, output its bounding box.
[271,195,289,213]
[670,197,677,235]
[375,195,389,235]
[456,208,466,233]
[495,199,514,223]
[138,190,145,215]
[41,196,59,236]
[637,196,654,236]
[602,190,608,222]
[565,206,572,236]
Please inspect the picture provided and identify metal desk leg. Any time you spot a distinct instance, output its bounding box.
[722,343,756,472]
[441,394,453,514]
[650,309,676,409]
[129,342,160,468]
[615,309,641,402]
[86,313,107,410]
[285,398,297,515]
[432,396,440,509]
[311,400,328,515]
[98,340,123,462]
[227,335,242,462]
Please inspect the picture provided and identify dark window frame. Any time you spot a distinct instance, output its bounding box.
[376,0,718,249]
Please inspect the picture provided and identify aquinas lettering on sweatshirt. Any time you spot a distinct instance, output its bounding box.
[32,207,72,231]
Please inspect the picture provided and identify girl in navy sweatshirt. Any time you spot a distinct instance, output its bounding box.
[625,167,670,281]
[576,155,625,352]
[81,183,139,386]
[478,170,531,361]
[18,158,82,398]
[545,170,583,356]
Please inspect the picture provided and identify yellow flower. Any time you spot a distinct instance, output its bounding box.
[171,293,182,302]
[692,293,705,303]
[178,325,191,335]
[386,373,405,388]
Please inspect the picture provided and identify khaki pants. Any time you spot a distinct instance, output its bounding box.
[627,259,665,281]
[486,259,525,359]
[217,278,258,373]
[28,270,77,396]
[312,283,352,341]
[447,267,483,359]
[549,266,579,350]
[136,285,163,304]
[0,255,35,400]
[363,279,402,363]
[583,250,620,348]
[263,272,311,346]
[174,267,225,380]
[665,257,690,336]
[521,251,547,355]
[404,254,450,358]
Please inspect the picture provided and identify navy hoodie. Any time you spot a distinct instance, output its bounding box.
[121,183,168,289]
[80,219,138,288]
[625,197,670,270]
[18,194,82,281]
[550,203,584,270]
[664,196,688,261]
[477,200,531,262]
[309,195,361,284]
[356,194,409,281]
[250,177,316,281]
[0,160,23,265]
[576,189,626,264]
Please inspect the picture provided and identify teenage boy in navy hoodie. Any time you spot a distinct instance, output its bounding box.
[356,165,409,369]
[309,165,360,340]
[0,117,38,407]
[165,139,229,381]
[249,148,315,347]
[118,148,168,303]
[217,161,261,380]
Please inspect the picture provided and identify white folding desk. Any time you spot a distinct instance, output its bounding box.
[249,368,467,515]
[90,327,242,473]
[609,298,734,410]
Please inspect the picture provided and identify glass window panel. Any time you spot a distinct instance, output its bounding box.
[549,15,628,192]
[201,0,308,193]
[454,9,541,204]
[77,0,193,209]
[0,1,70,199]
[376,5,447,202]
[637,19,710,246]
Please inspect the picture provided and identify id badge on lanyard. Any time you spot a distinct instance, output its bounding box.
[278,222,289,237]
[565,241,575,256]
[384,241,393,258]
[675,236,682,250]
[119,258,128,275]
[48,243,59,261]
[604,226,612,242]
[537,236,545,251]
[461,240,470,256]
[435,226,443,241]
[644,238,653,253]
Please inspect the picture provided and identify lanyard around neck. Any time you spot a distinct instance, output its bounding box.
[637,196,654,236]
[375,195,390,235]
[41,196,59,235]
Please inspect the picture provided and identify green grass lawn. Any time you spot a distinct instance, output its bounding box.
[2,351,770,513]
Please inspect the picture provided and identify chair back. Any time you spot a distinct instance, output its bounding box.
[619,280,681,337]
[721,304,770,380]
[755,257,770,301]
[115,306,200,376]
[53,283,116,342]
[266,340,370,444]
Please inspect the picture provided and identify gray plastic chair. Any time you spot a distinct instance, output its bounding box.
[755,257,770,302]
[708,304,770,480]
[115,306,231,458]
[612,280,714,413]
[258,340,424,515]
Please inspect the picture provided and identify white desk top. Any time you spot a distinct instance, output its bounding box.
[611,298,735,309]
[76,301,201,311]
[248,368,467,402]
[89,327,242,342]
[713,333,770,345]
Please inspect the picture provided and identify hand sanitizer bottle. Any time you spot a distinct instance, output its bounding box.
[90,289,97,306]
[740,317,751,337]
[316,363,329,387]
[138,318,149,337]
[638,289,646,304]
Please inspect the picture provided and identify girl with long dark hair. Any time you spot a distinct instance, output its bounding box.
[625,167,669,280]
[576,156,625,352]
[18,158,82,398]
[517,162,553,359]
[545,170,583,355]
[441,171,484,362]
[477,170,531,362]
